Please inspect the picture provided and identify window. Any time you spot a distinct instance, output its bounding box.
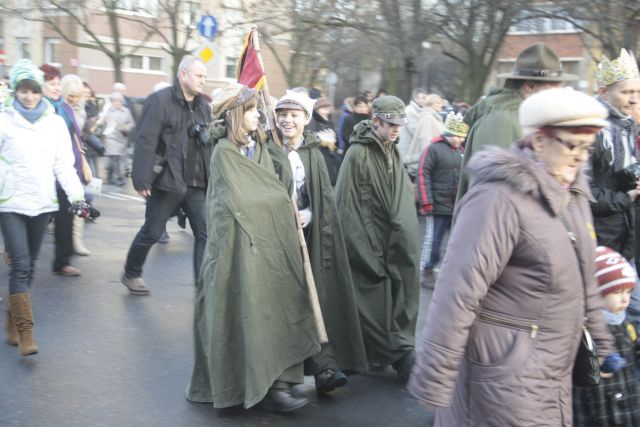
[128,55,164,72]
[17,38,30,60]
[129,55,144,69]
[225,57,237,79]
[510,10,577,34]
[44,38,61,65]
[116,0,158,16]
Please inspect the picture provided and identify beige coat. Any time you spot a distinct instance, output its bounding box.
[404,107,444,176]
[408,146,615,426]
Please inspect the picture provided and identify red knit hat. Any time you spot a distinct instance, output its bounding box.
[595,246,636,297]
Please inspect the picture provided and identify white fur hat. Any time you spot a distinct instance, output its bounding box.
[519,88,608,134]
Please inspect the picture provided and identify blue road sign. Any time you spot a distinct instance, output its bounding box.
[197,15,218,39]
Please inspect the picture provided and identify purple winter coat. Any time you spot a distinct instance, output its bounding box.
[408,146,615,426]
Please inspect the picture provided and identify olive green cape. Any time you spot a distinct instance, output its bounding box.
[334,121,420,368]
[456,88,523,200]
[268,132,368,375]
[186,138,320,409]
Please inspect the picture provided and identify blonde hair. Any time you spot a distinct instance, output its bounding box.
[60,74,84,100]
[225,94,266,146]
[425,94,443,107]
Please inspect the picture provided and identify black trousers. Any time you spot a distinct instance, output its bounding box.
[53,185,75,271]
[124,187,207,281]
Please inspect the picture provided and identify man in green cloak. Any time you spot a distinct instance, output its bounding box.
[455,43,576,200]
[334,95,421,380]
[268,90,368,396]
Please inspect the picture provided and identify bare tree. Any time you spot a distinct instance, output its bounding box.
[7,0,156,82]
[541,1,640,59]
[431,0,531,102]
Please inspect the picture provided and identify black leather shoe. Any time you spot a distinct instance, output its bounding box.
[392,350,416,381]
[259,389,309,413]
[315,368,347,396]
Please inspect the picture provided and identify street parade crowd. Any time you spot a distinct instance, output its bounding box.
[2,41,640,426]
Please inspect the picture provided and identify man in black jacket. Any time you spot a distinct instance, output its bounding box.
[120,56,212,295]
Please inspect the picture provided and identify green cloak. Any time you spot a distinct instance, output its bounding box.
[334,121,420,369]
[268,132,368,375]
[186,138,320,409]
[456,88,523,200]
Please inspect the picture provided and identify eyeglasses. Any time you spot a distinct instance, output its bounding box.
[554,137,594,156]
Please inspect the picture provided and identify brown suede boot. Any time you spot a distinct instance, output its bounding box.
[5,308,18,346]
[8,293,38,356]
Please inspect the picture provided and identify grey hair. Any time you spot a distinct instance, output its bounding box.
[60,74,84,99]
[178,56,206,76]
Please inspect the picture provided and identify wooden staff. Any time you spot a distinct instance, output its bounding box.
[250,25,328,343]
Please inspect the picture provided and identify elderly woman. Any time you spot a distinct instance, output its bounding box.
[1,60,86,356]
[60,74,91,256]
[95,92,133,185]
[186,84,320,413]
[408,88,617,426]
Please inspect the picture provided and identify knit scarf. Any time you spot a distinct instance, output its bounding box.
[602,309,626,325]
[13,98,47,123]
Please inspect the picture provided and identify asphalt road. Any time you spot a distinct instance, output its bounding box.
[0,182,435,427]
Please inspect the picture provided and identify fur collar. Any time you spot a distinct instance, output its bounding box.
[466,145,593,216]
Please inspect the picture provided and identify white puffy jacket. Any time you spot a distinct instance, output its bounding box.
[0,103,85,216]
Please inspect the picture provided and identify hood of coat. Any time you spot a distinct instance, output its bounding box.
[299,130,321,150]
[466,145,593,216]
[350,120,387,147]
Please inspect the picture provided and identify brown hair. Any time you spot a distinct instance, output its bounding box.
[225,93,266,146]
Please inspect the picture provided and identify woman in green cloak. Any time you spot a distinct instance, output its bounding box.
[186,83,320,413]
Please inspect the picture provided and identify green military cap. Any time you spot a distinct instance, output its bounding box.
[372,95,408,125]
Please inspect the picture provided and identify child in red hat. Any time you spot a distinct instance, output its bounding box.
[573,246,640,426]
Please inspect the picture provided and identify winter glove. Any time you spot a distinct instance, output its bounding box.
[601,353,626,374]
[69,200,91,219]
[299,208,312,228]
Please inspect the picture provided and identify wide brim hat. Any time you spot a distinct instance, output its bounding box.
[497,43,577,82]
[211,83,256,119]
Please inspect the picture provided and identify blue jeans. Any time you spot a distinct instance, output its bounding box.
[124,187,207,281]
[422,214,452,270]
[0,212,51,294]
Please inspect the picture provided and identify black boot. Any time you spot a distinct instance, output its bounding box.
[392,350,416,382]
[314,368,347,396]
[259,388,309,413]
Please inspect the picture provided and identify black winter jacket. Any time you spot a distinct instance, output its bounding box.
[415,136,463,215]
[588,97,639,262]
[131,79,212,194]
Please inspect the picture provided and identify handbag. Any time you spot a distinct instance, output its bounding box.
[559,215,600,387]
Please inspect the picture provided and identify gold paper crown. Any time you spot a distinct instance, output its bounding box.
[596,49,640,87]
[444,112,469,138]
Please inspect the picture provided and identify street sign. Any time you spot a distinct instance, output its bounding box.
[197,15,218,40]
[0,50,6,65]
[195,42,215,63]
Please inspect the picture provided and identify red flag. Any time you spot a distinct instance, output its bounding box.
[237,29,265,89]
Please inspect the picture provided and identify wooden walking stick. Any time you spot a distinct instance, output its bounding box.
[249,25,328,343]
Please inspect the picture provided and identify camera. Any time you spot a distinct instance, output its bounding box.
[188,122,212,147]
[614,162,640,192]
